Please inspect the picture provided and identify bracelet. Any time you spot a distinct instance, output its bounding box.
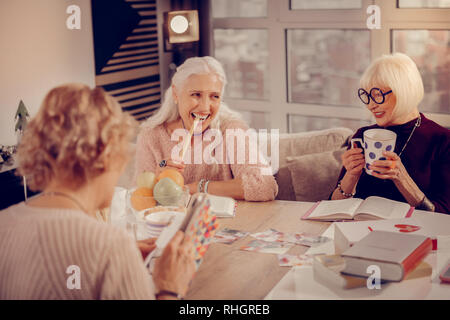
[198,179,206,193]
[204,180,210,194]
[337,181,355,198]
[416,195,435,212]
[155,290,183,300]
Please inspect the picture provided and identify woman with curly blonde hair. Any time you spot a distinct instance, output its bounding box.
[0,84,196,299]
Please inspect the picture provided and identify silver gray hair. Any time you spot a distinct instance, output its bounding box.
[142,56,242,129]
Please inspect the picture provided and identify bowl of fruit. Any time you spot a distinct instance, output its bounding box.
[126,168,190,239]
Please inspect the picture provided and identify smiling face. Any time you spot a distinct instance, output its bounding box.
[366,86,397,127]
[173,73,223,132]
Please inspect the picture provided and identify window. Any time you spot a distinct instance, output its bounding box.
[287,29,370,107]
[290,0,362,10]
[392,30,450,114]
[398,0,450,8]
[288,114,370,132]
[211,0,450,133]
[240,110,271,129]
[214,29,269,100]
[212,0,267,17]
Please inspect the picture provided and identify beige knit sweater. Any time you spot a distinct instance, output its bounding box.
[0,202,155,299]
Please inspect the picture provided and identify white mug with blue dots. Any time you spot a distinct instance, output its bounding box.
[351,129,397,176]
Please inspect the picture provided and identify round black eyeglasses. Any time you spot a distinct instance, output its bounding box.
[358,88,392,105]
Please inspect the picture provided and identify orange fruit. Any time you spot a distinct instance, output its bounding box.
[130,187,156,211]
[156,168,184,187]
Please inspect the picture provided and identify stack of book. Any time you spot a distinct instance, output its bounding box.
[314,231,433,289]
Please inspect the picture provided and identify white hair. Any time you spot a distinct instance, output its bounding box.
[142,56,242,129]
[360,52,424,119]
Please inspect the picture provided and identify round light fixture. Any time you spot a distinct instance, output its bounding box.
[170,15,189,34]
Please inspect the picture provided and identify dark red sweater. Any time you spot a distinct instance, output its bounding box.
[336,113,450,214]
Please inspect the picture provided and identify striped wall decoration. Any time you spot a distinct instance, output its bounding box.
[91,0,161,121]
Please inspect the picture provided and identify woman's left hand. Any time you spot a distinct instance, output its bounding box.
[369,151,408,182]
[137,238,157,260]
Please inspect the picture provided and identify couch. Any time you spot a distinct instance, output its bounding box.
[118,127,354,202]
[273,127,354,202]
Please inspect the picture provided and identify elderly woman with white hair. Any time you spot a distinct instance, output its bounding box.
[331,53,449,214]
[135,56,278,201]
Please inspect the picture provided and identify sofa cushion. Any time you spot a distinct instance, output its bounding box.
[274,127,353,201]
[274,166,296,201]
[287,149,346,202]
[277,127,354,168]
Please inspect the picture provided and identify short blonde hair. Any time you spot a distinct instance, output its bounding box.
[360,52,424,119]
[17,83,136,191]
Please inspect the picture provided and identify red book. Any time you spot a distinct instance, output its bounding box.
[341,231,432,281]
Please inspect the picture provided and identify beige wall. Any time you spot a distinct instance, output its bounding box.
[0,0,95,145]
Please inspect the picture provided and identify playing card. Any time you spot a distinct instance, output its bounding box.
[213,228,249,244]
[251,228,331,247]
[277,254,314,267]
[240,239,293,254]
[250,229,285,242]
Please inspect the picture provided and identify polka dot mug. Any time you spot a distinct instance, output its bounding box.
[351,129,397,176]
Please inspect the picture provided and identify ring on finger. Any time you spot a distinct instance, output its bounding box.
[159,159,167,168]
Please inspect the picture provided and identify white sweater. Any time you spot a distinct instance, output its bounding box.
[0,202,155,299]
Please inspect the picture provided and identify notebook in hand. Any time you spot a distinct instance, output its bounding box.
[184,194,219,269]
[341,231,432,281]
[302,196,414,222]
[145,193,218,271]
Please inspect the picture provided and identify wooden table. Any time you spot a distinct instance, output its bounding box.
[185,200,331,300]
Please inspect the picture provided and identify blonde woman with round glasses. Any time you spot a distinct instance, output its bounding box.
[331,53,449,214]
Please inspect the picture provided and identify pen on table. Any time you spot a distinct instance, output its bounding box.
[368,226,373,232]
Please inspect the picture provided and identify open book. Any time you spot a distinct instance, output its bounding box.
[187,194,236,218]
[302,196,414,221]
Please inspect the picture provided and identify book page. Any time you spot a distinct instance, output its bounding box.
[355,196,411,220]
[208,195,236,217]
[307,198,363,219]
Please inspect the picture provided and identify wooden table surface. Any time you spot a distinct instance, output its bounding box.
[185,200,331,300]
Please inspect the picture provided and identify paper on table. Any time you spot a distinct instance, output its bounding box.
[240,239,293,255]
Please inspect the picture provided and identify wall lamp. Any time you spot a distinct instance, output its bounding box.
[163,10,199,52]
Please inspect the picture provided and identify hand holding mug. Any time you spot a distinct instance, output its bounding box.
[351,129,397,177]
[341,146,365,177]
[369,151,406,182]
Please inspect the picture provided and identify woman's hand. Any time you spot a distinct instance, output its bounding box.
[137,238,156,260]
[157,159,186,175]
[370,151,426,207]
[187,181,198,195]
[369,151,404,181]
[153,231,196,299]
[341,148,365,177]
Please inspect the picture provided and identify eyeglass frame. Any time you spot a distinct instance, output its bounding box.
[358,87,393,105]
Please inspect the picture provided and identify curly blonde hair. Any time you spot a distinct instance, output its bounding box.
[17,83,136,191]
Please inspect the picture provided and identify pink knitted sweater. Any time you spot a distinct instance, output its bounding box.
[135,119,278,201]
